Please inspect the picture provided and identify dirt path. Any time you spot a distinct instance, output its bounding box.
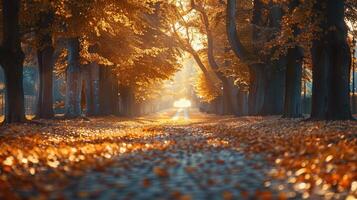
[0,109,356,199]
[62,124,271,199]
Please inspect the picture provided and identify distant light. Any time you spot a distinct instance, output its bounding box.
[173,98,192,108]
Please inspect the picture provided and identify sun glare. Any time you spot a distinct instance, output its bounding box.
[173,98,192,108]
[172,98,192,120]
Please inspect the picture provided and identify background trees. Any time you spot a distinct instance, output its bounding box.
[227,0,356,119]
[0,0,25,123]
[0,0,356,124]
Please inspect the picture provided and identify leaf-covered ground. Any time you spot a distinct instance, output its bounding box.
[0,110,356,200]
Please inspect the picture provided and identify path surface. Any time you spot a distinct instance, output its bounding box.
[65,118,269,200]
[0,109,356,200]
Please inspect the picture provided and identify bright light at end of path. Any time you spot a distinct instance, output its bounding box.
[172,98,191,121]
[173,98,192,108]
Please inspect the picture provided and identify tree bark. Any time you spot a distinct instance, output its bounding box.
[262,4,285,115]
[221,79,233,114]
[283,47,303,118]
[311,0,352,120]
[227,78,240,115]
[37,39,55,119]
[282,0,303,118]
[85,62,100,116]
[36,11,55,119]
[248,65,265,115]
[261,62,285,115]
[110,72,119,115]
[119,86,135,117]
[3,61,25,123]
[99,66,110,115]
[237,89,248,116]
[99,66,119,115]
[65,38,82,118]
[0,0,26,123]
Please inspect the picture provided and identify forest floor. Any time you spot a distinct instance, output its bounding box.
[0,109,356,200]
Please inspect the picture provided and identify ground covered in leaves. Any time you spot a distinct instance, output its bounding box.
[0,110,356,200]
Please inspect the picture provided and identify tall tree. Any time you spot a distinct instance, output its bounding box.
[227,0,283,115]
[282,0,304,118]
[260,3,286,115]
[283,47,303,118]
[36,10,55,119]
[310,0,352,120]
[191,0,235,115]
[0,0,26,123]
[65,37,82,117]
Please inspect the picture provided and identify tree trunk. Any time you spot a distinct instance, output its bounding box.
[227,0,289,116]
[227,0,271,116]
[85,62,100,116]
[248,65,265,115]
[110,72,119,115]
[227,78,241,115]
[119,86,135,117]
[260,3,285,116]
[221,79,234,115]
[36,10,55,119]
[37,42,55,119]
[82,65,91,115]
[311,0,352,120]
[3,61,25,123]
[65,38,82,118]
[283,47,303,118]
[0,0,26,123]
[282,0,303,118]
[99,66,111,115]
[191,2,235,115]
[261,62,285,115]
[99,66,119,115]
[237,89,248,116]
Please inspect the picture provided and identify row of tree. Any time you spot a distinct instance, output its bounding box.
[171,0,356,120]
[0,0,356,124]
[0,0,183,123]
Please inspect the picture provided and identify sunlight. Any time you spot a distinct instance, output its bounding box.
[172,98,191,120]
[173,98,192,108]
[172,108,190,120]
[173,22,205,51]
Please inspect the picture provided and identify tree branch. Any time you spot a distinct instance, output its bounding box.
[226,0,250,61]
[190,0,229,84]
[171,24,212,79]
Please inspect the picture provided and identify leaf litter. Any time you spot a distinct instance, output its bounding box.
[0,112,355,199]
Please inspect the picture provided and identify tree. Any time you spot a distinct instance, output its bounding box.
[36,9,55,119]
[190,0,235,115]
[283,46,303,118]
[167,0,242,115]
[0,0,26,123]
[227,0,286,115]
[278,0,304,118]
[310,0,353,120]
[77,1,182,116]
[65,37,82,117]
